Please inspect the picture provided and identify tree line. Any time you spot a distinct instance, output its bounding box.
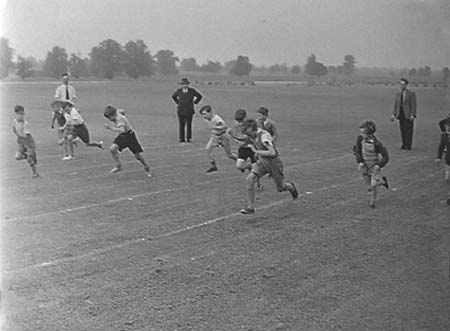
[1,37,449,82]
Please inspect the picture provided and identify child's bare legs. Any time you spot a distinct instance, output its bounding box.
[244,172,258,210]
[205,139,218,172]
[237,158,262,190]
[85,140,103,149]
[221,138,237,161]
[134,152,152,177]
[27,150,39,177]
[109,144,122,172]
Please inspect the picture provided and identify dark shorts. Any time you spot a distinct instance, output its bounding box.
[71,123,90,143]
[238,146,257,163]
[113,130,143,154]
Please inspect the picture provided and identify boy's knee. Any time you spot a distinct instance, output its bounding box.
[110,144,119,153]
[246,173,257,187]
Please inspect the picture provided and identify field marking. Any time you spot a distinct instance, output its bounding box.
[3,170,442,276]
[2,153,355,223]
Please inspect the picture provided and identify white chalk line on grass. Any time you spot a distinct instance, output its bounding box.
[4,200,286,275]
[2,153,355,223]
[3,170,442,275]
[3,178,371,275]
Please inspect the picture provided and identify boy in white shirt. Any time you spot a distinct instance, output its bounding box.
[199,105,237,173]
[104,105,152,176]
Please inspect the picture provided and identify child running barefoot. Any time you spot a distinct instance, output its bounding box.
[199,105,237,173]
[60,100,103,160]
[104,105,152,177]
[435,117,450,205]
[12,105,39,177]
[354,120,390,208]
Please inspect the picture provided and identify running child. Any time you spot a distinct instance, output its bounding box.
[353,120,389,208]
[60,100,103,160]
[199,105,237,173]
[104,105,152,176]
[435,117,450,205]
[227,109,262,190]
[239,118,298,214]
[12,105,39,177]
[256,106,278,143]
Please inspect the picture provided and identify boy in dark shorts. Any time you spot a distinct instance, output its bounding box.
[60,100,102,160]
[435,117,450,205]
[104,105,152,177]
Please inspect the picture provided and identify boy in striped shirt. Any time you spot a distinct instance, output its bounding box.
[199,105,237,173]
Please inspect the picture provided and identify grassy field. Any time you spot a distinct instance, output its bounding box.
[1,79,449,331]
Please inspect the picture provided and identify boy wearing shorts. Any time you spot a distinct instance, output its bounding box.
[12,105,39,177]
[435,117,450,205]
[104,105,152,176]
[256,106,278,143]
[354,120,389,208]
[240,118,298,214]
[60,100,103,160]
[199,105,237,173]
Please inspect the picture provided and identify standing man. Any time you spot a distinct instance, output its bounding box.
[55,73,77,104]
[391,78,417,150]
[171,77,203,143]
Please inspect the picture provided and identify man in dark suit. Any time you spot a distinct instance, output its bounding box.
[171,78,203,143]
[391,78,417,150]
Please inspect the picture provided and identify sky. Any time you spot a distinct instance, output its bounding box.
[1,0,449,69]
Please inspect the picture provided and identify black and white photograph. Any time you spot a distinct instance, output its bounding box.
[1,0,449,330]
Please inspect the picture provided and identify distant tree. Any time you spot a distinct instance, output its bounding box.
[16,56,35,80]
[269,63,289,74]
[327,65,337,74]
[408,68,417,77]
[200,60,223,73]
[229,55,252,76]
[180,58,199,72]
[441,67,450,82]
[305,54,328,77]
[68,53,89,78]
[336,65,344,74]
[291,65,301,74]
[424,65,431,78]
[89,39,125,79]
[342,54,356,75]
[154,49,179,75]
[123,40,154,79]
[43,46,69,78]
[0,37,14,79]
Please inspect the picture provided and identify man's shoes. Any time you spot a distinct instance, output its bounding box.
[290,182,299,200]
[400,145,406,150]
[179,139,185,143]
[186,139,191,143]
[240,207,255,214]
[382,176,389,189]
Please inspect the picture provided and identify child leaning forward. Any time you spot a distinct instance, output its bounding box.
[353,120,389,208]
[104,105,152,177]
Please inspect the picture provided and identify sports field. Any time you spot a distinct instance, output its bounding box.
[1,79,449,330]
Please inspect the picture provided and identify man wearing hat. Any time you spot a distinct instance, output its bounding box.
[171,78,203,143]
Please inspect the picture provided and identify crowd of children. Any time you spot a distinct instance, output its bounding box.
[12,82,450,214]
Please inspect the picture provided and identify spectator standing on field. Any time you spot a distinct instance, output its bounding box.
[171,78,203,143]
[55,73,77,104]
[390,78,417,150]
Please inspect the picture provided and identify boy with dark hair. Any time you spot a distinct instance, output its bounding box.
[60,100,103,160]
[12,105,39,177]
[256,106,278,143]
[199,105,237,173]
[435,117,450,205]
[354,120,389,208]
[239,118,298,214]
[104,105,152,176]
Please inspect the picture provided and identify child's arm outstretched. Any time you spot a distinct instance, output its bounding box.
[105,123,126,133]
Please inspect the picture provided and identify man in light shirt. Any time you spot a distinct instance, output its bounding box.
[55,73,77,104]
